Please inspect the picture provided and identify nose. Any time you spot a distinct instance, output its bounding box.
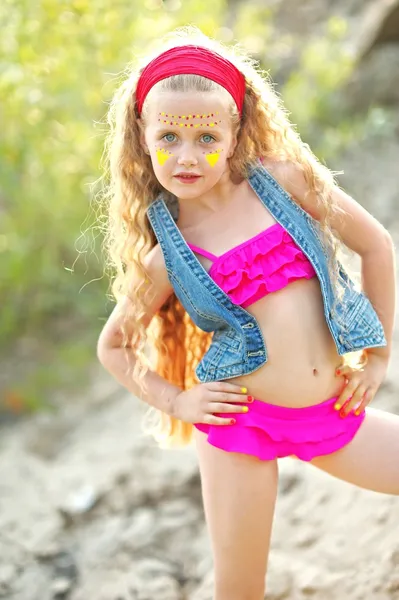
[176,143,198,167]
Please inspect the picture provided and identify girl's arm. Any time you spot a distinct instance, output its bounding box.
[267,160,396,361]
[97,244,181,415]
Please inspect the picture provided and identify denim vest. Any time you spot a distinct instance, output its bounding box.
[146,163,386,383]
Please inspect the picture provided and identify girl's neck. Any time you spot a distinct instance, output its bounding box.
[177,172,246,230]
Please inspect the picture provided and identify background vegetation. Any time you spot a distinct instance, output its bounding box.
[0,0,379,413]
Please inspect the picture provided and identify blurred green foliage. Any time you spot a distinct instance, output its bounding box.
[0,0,381,411]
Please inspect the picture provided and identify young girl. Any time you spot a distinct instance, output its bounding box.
[97,28,398,600]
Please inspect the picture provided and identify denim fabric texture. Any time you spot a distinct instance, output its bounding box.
[146,162,387,382]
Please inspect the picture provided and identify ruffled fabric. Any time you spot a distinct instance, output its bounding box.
[208,224,316,307]
[194,396,366,462]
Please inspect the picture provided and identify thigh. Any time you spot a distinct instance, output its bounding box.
[310,407,399,495]
[194,429,278,600]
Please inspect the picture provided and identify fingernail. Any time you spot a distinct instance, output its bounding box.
[354,409,361,416]
[334,403,341,411]
[339,409,346,419]
[230,419,236,424]
[247,395,254,403]
[241,387,247,394]
[242,406,249,413]
[336,369,341,375]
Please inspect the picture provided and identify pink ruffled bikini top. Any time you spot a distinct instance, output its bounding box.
[187,222,316,308]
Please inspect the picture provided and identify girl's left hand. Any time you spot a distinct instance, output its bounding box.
[334,352,389,418]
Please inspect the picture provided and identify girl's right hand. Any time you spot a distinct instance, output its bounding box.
[172,381,253,425]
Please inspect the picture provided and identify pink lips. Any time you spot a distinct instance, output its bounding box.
[173,173,201,184]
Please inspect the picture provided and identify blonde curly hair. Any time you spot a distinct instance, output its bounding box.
[99,26,356,449]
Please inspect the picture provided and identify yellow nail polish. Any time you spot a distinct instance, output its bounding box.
[354,409,361,416]
[242,406,249,413]
[241,387,247,394]
[334,403,341,411]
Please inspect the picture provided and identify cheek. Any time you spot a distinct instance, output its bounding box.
[154,146,174,167]
[203,148,224,168]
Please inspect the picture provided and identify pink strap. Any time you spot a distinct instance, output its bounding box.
[187,243,218,262]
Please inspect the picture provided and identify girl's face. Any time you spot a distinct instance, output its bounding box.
[140,91,237,200]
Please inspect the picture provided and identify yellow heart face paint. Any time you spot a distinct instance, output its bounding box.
[204,149,223,167]
[156,147,173,166]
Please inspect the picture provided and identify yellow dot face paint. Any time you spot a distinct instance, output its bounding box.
[157,112,221,128]
[204,149,223,167]
[156,148,173,166]
[158,112,219,119]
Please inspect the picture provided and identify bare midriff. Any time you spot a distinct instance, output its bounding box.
[227,276,345,407]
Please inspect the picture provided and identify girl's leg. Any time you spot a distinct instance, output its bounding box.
[193,429,278,600]
[310,407,399,494]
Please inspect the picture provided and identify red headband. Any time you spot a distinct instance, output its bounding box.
[135,45,246,115]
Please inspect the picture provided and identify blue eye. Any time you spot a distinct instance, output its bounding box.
[201,134,215,144]
[163,133,176,143]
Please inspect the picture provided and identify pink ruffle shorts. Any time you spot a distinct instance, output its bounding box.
[194,395,365,462]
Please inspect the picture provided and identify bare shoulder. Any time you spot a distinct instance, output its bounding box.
[261,157,322,219]
[261,158,303,195]
[143,241,171,284]
[97,243,174,352]
[261,157,389,254]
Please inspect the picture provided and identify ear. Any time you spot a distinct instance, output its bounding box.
[227,133,238,158]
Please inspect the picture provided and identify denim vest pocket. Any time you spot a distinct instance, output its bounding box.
[201,345,245,381]
[212,329,243,353]
[197,331,245,380]
[218,342,245,365]
[201,341,226,369]
[343,293,386,348]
